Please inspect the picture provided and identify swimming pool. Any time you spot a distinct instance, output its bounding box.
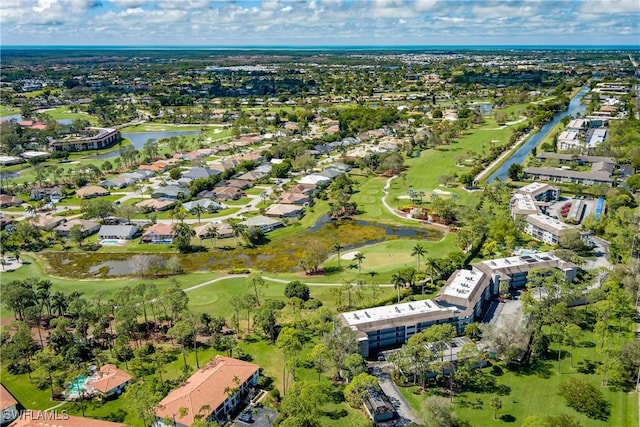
[594,198,605,221]
[66,375,88,398]
[100,239,124,246]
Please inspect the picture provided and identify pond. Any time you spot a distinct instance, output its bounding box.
[89,259,143,276]
[0,171,20,179]
[0,114,73,125]
[86,129,203,159]
[308,215,441,241]
[49,218,443,277]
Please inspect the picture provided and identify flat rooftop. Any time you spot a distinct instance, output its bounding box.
[341,299,450,328]
[518,182,552,194]
[479,251,563,271]
[511,193,539,214]
[558,130,579,141]
[567,119,589,129]
[442,268,485,301]
[526,213,576,232]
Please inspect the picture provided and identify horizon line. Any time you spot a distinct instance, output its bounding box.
[2,44,639,49]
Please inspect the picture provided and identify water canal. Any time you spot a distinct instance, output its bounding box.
[487,86,589,182]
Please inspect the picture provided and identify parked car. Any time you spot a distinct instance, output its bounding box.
[238,410,253,424]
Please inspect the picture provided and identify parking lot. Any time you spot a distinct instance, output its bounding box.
[231,406,278,427]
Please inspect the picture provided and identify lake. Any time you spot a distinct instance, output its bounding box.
[1,113,73,125]
[88,129,203,159]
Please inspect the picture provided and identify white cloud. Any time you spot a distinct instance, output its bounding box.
[578,0,640,14]
[158,0,211,9]
[109,0,147,8]
[1,0,101,25]
[0,0,638,45]
[414,0,437,12]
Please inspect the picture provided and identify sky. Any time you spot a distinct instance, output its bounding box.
[1,0,639,47]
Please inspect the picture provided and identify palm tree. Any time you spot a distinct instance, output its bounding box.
[25,204,36,218]
[390,273,403,303]
[411,243,426,271]
[332,243,344,268]
[230,222,247,247]
[51,291,68,317]
[192,205,205,224]
[426,257,441,285]
[353,252,365,274]
[36,280,52,317]
[205,225,218,248]
[171,204,187,223]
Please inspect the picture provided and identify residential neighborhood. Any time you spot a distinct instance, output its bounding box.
[0,34,638,427]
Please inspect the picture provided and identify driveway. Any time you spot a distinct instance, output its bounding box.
[582,235,611,271]
[231,406,278,427]
[371,365,421,426]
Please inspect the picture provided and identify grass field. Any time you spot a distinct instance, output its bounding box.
[39,106,100,124]
[120,123,206,133]
[1,254,398,319]
[398,329,639,427]
[0,254,223,303]
[373,113,534,215]
[0,280,373,426]
[0,105,20,116]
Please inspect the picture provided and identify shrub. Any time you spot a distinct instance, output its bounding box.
[284,280,310,301]
[303,299,322,310]
[558,377,610,420]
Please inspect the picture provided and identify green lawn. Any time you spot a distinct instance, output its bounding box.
[0,105,19,116]
[245,187,268,196]
[376,114,534,213]
[0,370,62,410]
[40,106,100,124]
[0,254,222,303]
[398,330,638,427]
[120,123,205,133]
[56,194,123,207]
[223,197,253,206]
[294,234,457,283]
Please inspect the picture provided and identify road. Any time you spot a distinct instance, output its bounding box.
[380,175,449,232]
[370,364,421,426]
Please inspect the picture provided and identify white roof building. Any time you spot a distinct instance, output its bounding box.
[298,174,331,185]
[340,251,577,357]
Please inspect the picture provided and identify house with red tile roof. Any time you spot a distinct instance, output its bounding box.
[9,414,127,427]
[141,223,176,244]
[87,364,133,397]
[139,160,169,173]
[1,384,18,425]
[212,186,241,201]
[18,120,47,130]
[76,185,110,199]
[278,192,313,206]
[155,356,259,427]
[289,183,316,194]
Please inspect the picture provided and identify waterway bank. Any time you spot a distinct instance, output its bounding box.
[486,85,589,183]
[475,129,534,183]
